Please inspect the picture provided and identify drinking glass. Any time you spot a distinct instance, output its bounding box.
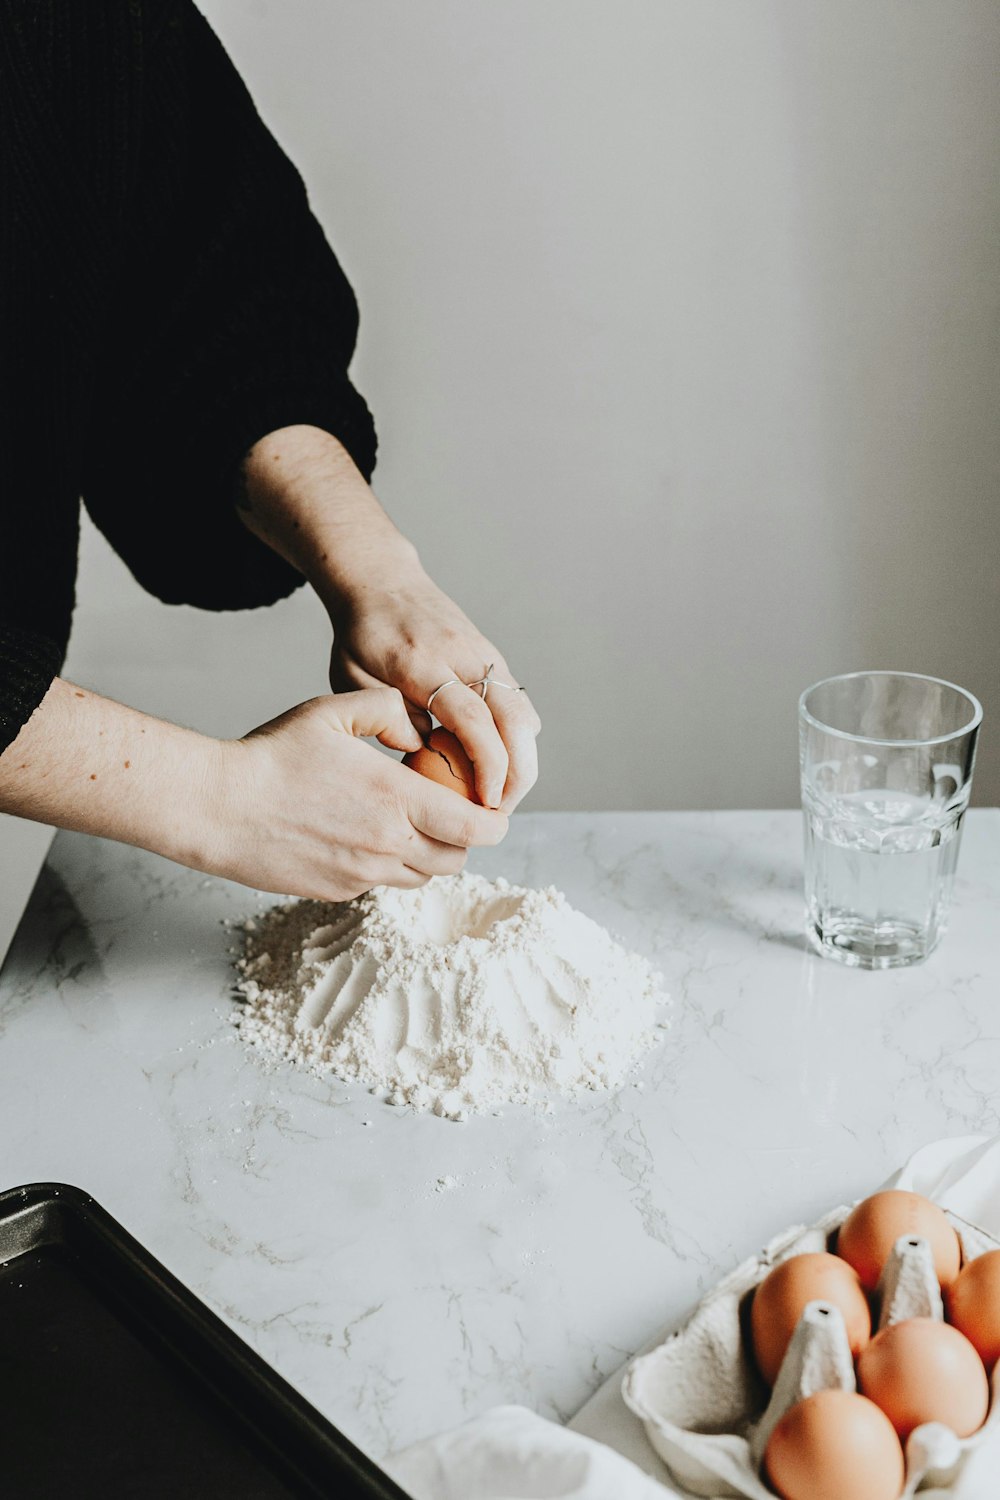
[799,672,982,969]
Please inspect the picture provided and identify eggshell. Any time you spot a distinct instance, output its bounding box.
[750,1252,871,1386]
[403,728,479,802]
[764,1389,905,1500]
[946,1249,1000,1373]
[856,1317,989,1441]
[837,1191,961,1294]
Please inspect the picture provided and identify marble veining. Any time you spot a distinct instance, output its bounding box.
[1,811,999,1469]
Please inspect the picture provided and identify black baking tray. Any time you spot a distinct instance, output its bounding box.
[0,1183,412,1499]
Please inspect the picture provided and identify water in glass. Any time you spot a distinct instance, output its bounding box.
[799,672,981,969]
[803,785,966,967]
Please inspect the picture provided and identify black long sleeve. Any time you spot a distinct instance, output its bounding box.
[0,0,377,754]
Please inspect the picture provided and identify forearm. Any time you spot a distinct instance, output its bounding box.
[236,424,419,612]
[0,678,225,871]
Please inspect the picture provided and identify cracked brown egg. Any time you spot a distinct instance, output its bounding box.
[404,727,479,802]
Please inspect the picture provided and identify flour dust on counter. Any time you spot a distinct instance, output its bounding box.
[233,872,668,1120]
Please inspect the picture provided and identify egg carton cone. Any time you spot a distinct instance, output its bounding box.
[877,1235,944,1330]
[748,1301,856,1469]
[622,1205,1000,1499]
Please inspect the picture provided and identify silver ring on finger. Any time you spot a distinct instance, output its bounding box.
[425,677,464,714]
[426,663,525,714]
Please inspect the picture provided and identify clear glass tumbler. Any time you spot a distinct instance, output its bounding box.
[799,672,982,969]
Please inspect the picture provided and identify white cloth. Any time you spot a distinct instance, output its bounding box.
[388,1134,1000,1500]
[388,1404,668,1499]
[887,1134,1000,1232]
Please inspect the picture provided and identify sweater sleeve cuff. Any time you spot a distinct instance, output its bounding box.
[84,380,377,614]
[216,380,379,490]
[0,622,63,756]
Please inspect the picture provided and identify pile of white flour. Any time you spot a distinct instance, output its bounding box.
[234,873,668,1119]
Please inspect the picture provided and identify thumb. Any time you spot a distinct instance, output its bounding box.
[333,686,423,752]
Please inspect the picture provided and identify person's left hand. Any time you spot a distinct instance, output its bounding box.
[328,559,540,813]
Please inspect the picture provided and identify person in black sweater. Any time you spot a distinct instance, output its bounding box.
[0,0,539,898]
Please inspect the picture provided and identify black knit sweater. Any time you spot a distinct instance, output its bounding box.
[0,0,377,754]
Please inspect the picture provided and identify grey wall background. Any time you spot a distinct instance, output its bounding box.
[66,0,1000,809]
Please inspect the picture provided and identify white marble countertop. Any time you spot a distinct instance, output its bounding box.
[2,811,999,1479]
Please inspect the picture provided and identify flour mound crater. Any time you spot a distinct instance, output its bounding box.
[234,872,669,1119]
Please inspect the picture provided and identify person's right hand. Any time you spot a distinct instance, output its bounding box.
[208,686,509,900]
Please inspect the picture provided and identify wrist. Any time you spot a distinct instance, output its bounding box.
[148,732,238,875]
[238,424,422,613]
[315,527,423,620]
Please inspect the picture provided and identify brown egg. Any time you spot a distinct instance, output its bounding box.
[403,728,479,802]
[856,1317,989,1441]
[946,1249,1000,1372]
[764,1389,905,1500]
[750,1253,871,1387]
[836,1191,961,1294]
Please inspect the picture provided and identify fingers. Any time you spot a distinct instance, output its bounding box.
[331,639,536,806]
[402,769,509,848]
[330,686,422,754]
[340,835,466,899]
[427,659,540,812]
[327,646,373,696]
[402,830,470,877]
[343,868,429,897]
[350,830,471,897]
[429,681,510,809]
[484,680,542,812]
[332,648,432,738]
[408,704,434,739]
[330,638,537,812]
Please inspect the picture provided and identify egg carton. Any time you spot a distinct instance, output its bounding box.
[622,1205,1000,1498]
